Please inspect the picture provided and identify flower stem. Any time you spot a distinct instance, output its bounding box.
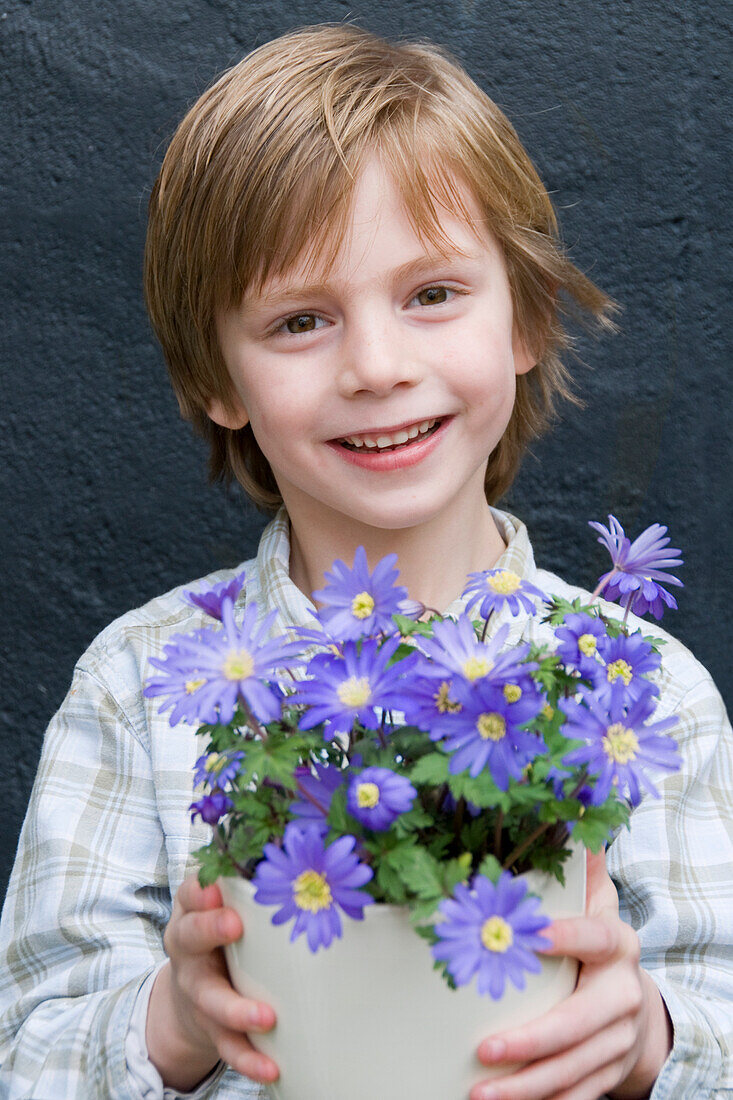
[503,820,552,871]
[238,696,268,742]
[493,809,504,860]
[294,778,329,817]
[452,796,465,840]
[590,571,616,602]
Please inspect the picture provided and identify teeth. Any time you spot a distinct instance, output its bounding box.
[341,418,438,451]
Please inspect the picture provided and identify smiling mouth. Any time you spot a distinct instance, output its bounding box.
[336,417,444,453]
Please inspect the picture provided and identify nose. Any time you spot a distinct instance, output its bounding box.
[336,309,421,398]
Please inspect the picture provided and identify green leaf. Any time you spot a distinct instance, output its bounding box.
[409,752,451,785]
[393,804,434,837]
[476,853,502,884]
[385,844,444,901]
[440,853,472,895]
[326,786,351,834]
[194,844,238,888]
[376,859,408,904]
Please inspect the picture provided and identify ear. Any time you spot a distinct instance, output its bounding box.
[512,326,538,376]
[207,392,250,430]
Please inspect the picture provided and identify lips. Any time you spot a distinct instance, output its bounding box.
[336,417,443,453]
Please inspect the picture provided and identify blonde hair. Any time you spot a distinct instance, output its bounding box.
[144,23,615,510]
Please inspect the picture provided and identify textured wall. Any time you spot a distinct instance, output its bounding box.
[1,1,730,897]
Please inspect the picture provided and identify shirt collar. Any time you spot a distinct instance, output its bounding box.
[248,504,539,643]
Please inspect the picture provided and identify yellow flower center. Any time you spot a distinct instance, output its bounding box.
[462,655,494,681]
[487,570,522,595]
[577,633,598,657]
[206,752,228,775]
[356,781,380,808]
[222,649,255,681]
[337,676,372,708]
[542,703,554,720]
[293,869,332,913]
[481,915,514,953]
[603,723,640,764]
[185,677,206,694]
[606,658,633,686]
[434,682,462,714]
[503,683,522,703]
[477,712,506,741]
[351,591,375,620]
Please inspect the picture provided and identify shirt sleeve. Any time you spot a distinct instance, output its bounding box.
[0,661,224,1099]
[126,965,227,1100]
[606,673,733,1098]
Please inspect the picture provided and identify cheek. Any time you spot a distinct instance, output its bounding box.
[446,333,517,407]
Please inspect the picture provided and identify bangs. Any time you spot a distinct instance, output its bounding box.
[216,86,492,309]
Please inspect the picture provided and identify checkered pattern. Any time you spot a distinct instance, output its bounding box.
[0,508,730,1098]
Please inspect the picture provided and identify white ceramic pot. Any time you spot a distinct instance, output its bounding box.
[220,844,585,1100]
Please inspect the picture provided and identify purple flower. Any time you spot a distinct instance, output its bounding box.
[290,763,346,835]
[432,871,551,999]
[590,516,683,619]
[554,612,608,677]
[193,750,245,789]
[440,680,545,787]
[559,691,680,806]
[144,599,301,727]
[292,636,415,742]
[462,569,546,621]
[189,790,233,826]
[417,618,535,687]
[587,631,661,708]
[311,547,408,641]
[183,571,247,622]
[346,767,417,831]
[252,823,375,952]
[399,671,465,737]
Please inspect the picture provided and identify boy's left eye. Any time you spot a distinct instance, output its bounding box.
[280,313,327,334]
[411,286,456,307]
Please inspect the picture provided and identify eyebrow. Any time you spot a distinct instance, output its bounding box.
[244,250,483,310]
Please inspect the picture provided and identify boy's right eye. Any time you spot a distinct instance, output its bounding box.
[279,313,327,335]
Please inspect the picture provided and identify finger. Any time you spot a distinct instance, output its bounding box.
[471,1015,633,1100]
[477,973,638,1067]
[546,1060,627,1100]
[537,914,638,965]
[175,875,224,915]
[167,904,243,958]
[215,1026,280,1084]
[191,968,277,1035]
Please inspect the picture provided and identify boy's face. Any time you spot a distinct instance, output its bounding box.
[211,157,535,538]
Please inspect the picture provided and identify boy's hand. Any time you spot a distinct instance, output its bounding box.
[470,851,673,1100]
[146,875,280,1091]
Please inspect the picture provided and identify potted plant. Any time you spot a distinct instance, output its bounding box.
[144,516,683,1100]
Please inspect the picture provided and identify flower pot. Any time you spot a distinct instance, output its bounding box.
[219,844,585,1100]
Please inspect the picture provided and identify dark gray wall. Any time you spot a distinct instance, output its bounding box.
[2,1,730,898]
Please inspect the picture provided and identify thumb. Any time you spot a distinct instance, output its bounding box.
[585,847,619,918]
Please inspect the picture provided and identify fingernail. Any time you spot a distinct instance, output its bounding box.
[480,1038,506,1062]
[259,1056,278,1080]
[475,1087,499,1100]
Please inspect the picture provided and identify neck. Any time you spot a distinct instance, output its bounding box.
[286,492,507,615]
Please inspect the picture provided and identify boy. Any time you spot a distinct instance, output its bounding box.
[1,22,731,1100]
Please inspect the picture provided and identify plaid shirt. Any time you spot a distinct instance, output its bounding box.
[0,508,731,1099]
